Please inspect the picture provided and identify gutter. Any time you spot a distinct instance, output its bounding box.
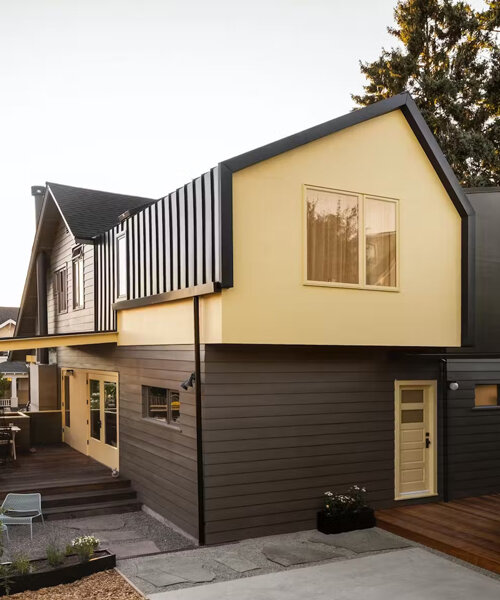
[193,296,205,545]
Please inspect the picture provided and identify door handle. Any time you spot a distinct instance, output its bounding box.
[425,436,431,448]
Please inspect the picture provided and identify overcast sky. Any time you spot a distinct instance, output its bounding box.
[0,0,486,307]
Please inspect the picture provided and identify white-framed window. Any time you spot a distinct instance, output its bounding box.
[53,267,68,314]
[142,386,180,425]
[72,246,84,310]
[304,185,398,290]
[116,232,127,300]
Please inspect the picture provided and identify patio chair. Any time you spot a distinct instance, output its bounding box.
[0,493,44,539]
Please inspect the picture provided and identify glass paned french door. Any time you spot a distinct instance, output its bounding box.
[87,372,119,470]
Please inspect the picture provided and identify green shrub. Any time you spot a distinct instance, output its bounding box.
[10,553,31,575]
[71,535,100,563]
[46,542,65,567]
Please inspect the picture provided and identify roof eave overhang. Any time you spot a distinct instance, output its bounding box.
[0,331,118,352]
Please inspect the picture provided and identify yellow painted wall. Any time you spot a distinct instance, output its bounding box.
[117,294,222,346]
[221,110,462,347]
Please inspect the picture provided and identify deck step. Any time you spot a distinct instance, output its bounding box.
[42,487,137,508]
[44,498,142,521]
[0,478,132,499]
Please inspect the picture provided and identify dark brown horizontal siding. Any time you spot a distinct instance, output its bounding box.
[446,359,500,500]
[202,345,441,544]
[57,344,199,539]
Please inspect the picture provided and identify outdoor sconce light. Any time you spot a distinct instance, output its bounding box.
[180,372,196,391]
[448,381,459,391]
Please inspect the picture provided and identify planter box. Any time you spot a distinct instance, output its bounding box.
[1,549,116,596]
[317,507,376,534]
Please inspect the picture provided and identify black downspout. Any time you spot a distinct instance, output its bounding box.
[193,296,205,545]
[441,358,449,502]
[36,251,49,365]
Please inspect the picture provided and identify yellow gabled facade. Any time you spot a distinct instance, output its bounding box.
[116,109,462,348]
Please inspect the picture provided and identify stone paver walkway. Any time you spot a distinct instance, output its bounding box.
[3,510,193,561]
[118,527,415,596]
[147,547,500,600]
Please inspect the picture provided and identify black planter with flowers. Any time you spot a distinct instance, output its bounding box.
[317,485,376,535]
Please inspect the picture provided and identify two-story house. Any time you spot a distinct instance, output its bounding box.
[2,93,499,546]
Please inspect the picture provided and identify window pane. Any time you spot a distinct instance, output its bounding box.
[475,384,498,407]
[117,235,127,298]
[401,409,424,424]
[89,379,101,440]
[104,381,117,447]
[170,390,180,423]
[365,198,397,287]
[64,376,71,427]
[146,386,168,420]
[401,390,424,404]
[306,189,359,284]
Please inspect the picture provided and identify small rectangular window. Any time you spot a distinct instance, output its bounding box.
[54,267,68,314]
[142,386,180,425]
[116,234,127,299]
[72,246,84,309]
[475,384,499,407]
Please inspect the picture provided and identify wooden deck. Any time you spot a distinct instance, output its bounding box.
[0,444,140,519]
[377,494,500,574]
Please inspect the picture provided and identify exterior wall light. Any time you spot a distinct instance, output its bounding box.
[180,372,196,390]
[448,381,459,391]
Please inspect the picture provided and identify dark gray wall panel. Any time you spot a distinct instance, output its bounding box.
[56,344,199,539]
[202,346,442,544]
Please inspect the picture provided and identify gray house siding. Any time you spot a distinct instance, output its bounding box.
[57,344,199,539]
[201,345,442,544]
[446,358,500,500]
[47,220,94,334]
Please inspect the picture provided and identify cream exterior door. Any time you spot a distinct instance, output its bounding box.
[61,369,88,455]
[87,372,119,470]
[395,380,437,500]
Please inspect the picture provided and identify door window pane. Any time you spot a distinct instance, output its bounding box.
[64,376,71,427]
[89,379,101,440]
[104,381,117,447]
[401,409,424,424]
[401,390,424,404]
[365,198,397,287]
[306,189,359,284]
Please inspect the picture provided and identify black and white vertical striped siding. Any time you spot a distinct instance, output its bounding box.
[95,167,221,331]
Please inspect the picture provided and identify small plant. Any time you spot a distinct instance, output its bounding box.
[65,543,74,557]
[323,485,368,516]
[71,535,100,563]
[10,553,31,575]
[46,541,65,567]
[0,564,13,596]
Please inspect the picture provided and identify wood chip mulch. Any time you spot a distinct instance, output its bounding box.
[8,569,144,599]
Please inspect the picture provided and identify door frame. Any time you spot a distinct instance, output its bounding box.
[394,379,438,501]
[87,370,119,470]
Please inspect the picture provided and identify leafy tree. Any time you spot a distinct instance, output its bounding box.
[352,0,499,187]
[0,374,9,400]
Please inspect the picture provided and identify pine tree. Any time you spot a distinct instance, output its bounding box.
[352,0,499,187]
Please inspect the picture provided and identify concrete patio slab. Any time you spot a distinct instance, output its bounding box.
[262,541,339,566]
[134,555,216,584]
[213,553,260,573]
[309,528,412,552]
[148,547,500,600]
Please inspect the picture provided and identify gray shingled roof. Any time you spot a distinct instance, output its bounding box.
[47,182,156,240]
[0,307,18,325]
[0,361,28,374]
